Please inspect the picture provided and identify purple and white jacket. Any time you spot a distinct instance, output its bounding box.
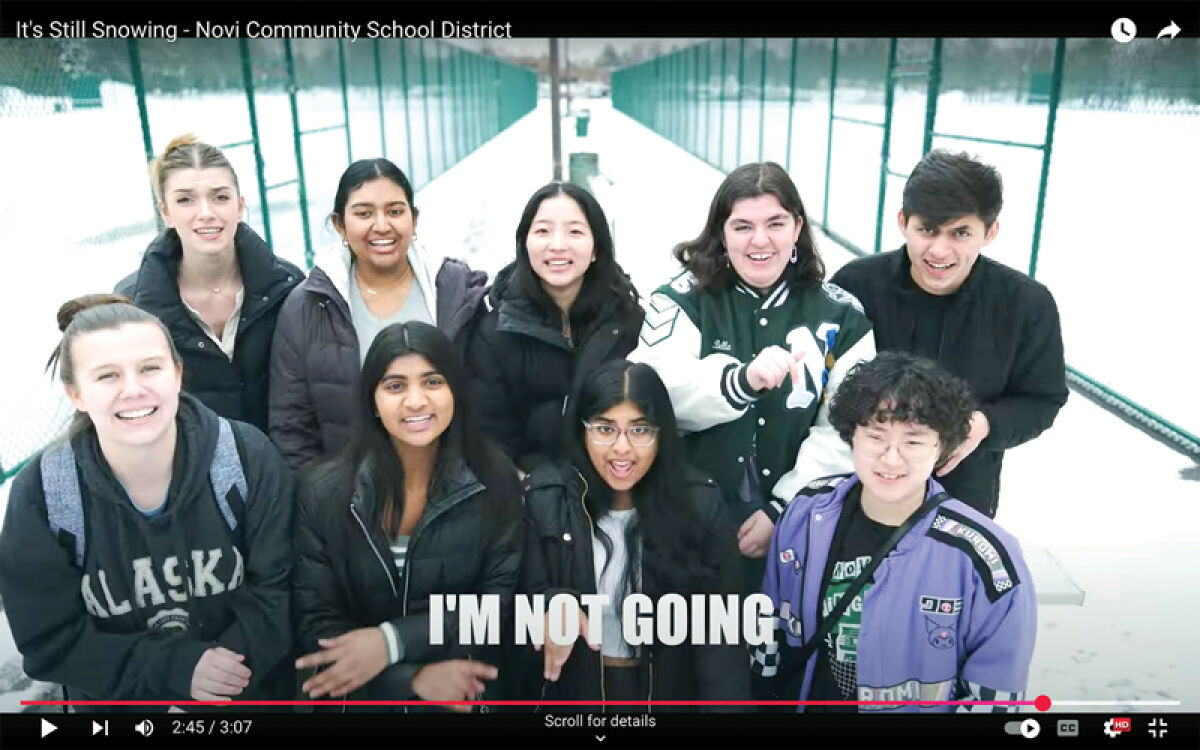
[753,474,1037,713]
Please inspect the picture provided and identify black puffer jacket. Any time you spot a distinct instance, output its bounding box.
[116,223,303,433]
[464,263,644,471]
[293,453,524,709]
[514,461,749,710]
[830,250,1068,516]
[269,242,487,471]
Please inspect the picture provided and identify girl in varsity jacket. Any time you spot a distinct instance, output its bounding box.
[629,162,875,592]
[0,295,295,711]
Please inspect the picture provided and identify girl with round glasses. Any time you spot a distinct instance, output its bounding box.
[516,360,748,710]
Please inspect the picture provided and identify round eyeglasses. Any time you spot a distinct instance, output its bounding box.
[582,420,660,447]
[853,432,940,461]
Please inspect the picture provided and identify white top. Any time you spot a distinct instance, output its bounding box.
[593,508,638,658]
[181,289,244,361]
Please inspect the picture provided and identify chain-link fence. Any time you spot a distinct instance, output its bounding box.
[0,38,536,482]
[613,38,1200,461]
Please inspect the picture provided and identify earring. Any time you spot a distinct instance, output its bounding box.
[373,409,380,418]
[790,244,799,264]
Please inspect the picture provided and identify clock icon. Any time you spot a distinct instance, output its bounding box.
[1111,17,1137,43]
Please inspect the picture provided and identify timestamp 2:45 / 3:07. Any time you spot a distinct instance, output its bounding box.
[172,719,254,736]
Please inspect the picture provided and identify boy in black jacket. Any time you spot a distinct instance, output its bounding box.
[830,150,1067,517]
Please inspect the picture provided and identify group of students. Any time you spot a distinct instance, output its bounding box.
[0,133,1066,714]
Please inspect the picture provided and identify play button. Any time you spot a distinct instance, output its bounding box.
[40,718,57,738]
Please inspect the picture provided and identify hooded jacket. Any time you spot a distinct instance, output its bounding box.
[293,450,523,708]
[269,241,487,471]
[515,461,749,709]
[829,249,1067,516]
[464,263,644,472]
[0,394,296,710]
[115,223,303,433]
[753,474,1036,712]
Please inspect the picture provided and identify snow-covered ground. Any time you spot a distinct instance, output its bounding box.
[1,96,1197,714]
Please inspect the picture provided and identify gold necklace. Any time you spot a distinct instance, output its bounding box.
[181,267,239,295]
[356,263,412,296]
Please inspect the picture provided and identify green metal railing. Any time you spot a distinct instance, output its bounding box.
[613,38,1200,462]
[0,38,537,482]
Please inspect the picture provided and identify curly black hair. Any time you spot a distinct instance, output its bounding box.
[828,351,976,466]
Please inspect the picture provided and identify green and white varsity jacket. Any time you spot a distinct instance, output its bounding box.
[629,272,876,524]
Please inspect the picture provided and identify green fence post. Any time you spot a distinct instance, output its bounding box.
[784,38,798,173]
[436,43,449,176]
[922,39,942,155]
[873,39,899,255]
[420,40,434,187]
[690,43,700,156]
[449,47,461,164]
[702,41,712,164]
[373,39,387,158]
[399,40,415,181]
[493,58,501,137]
[1029,38,1065,280]
[758,38,767,162]
[283,40,314,267]
[822,39,839,226]
[729,37,739,165]
[239,39,273,250]
[126,39,162,231]
[338,40,352,162]
[718,41,727,169]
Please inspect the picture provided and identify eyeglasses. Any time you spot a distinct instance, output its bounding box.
[853,432,940,461]
[582,420,660,447]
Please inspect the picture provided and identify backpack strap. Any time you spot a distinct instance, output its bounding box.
[40,442,86,568]
[40,419,248,566]
[209,417,250,540]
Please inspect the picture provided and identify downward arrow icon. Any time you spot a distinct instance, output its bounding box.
[1157,20,1181,39]
[595,735,607,742]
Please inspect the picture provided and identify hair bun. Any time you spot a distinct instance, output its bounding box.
[56,293,133,332]
[161,133,200,159]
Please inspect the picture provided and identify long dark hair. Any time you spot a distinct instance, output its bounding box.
[339,321,516,536]
[563,360,717,601]
[511,182,639,335]
[673,162,824,294]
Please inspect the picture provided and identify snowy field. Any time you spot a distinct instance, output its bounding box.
[1,96,1197,714]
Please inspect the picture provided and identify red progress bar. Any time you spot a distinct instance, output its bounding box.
[22,696,1053,710]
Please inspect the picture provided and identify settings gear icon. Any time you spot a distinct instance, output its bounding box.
[1103,718,1119,738]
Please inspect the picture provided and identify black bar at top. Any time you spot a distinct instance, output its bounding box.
[1,1,1198,38]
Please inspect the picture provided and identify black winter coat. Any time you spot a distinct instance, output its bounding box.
[830,249,1068,515]
[293,454,524,708]
[269,246,487,471]
[515,461,750,710]
[0,394,296,710]
[115,223,303,433]
[465,264,645,471]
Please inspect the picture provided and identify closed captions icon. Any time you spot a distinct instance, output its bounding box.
[1058,719,1080,737]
